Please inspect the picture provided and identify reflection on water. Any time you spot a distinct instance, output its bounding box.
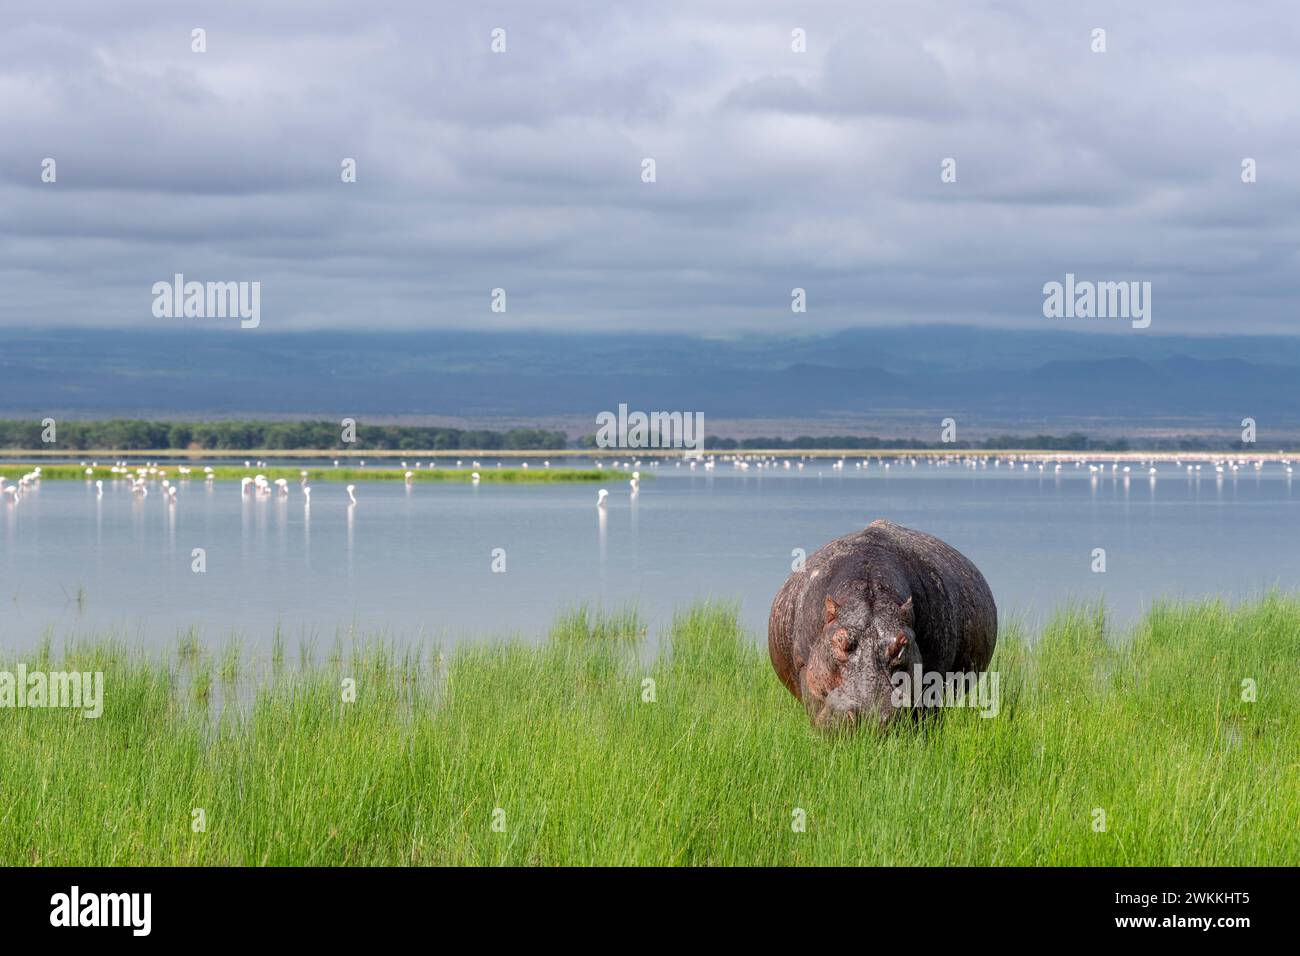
[0,461,1295,651]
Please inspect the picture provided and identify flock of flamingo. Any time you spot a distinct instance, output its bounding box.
[0,458,651,509]
[0,451,1293,512]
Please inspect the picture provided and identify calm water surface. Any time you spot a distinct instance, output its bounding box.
[1,460,1296,651]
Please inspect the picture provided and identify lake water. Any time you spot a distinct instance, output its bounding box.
[1,459,1296,651]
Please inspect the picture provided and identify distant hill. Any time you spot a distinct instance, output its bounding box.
[2,325,1298,440]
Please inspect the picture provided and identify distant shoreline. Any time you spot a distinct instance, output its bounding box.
[1,448,1294,461]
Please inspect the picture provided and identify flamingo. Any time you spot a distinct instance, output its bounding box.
[471,472,481,485]
[95,480,103,497]
[597,488,609,509]
[346,484,357,505]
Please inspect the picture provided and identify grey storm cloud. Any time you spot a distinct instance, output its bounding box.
[1,0,1298,333]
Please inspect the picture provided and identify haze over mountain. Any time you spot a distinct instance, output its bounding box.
[3,326,1297,442]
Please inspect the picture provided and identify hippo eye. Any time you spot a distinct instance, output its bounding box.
[886,633,908,667]
[832,628,857,661]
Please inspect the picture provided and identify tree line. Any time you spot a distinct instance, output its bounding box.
[0,419,1266,453]
[0,420,567,451]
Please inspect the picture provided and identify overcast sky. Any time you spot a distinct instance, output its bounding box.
[3,0,1298,334]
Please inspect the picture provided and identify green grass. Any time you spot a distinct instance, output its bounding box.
[0,598,1295,865]
[7,464,610,483]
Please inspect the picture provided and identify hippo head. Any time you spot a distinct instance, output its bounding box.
[800,589,920,731]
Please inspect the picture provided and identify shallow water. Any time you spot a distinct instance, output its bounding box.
[1,460,1296,651]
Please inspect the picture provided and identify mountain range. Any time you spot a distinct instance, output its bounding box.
[1,325,1297,441]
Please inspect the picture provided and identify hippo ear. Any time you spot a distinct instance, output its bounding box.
[824,596,839,624]
[899,596,914,623]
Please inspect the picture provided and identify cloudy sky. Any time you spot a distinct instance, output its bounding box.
[3,0,1298,334]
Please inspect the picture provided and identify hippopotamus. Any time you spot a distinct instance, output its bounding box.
[768,519,997,729]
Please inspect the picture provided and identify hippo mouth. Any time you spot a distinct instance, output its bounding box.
[808,693,868,730]
[799,668,905,731]
[807,687,909,732]
[801,673,864,729]
[814,702,859,729]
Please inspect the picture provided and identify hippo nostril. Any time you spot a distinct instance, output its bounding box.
[832,628,856,661]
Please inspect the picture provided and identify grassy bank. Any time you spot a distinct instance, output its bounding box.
[1,598,1295,865]
[6,464,609,483]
